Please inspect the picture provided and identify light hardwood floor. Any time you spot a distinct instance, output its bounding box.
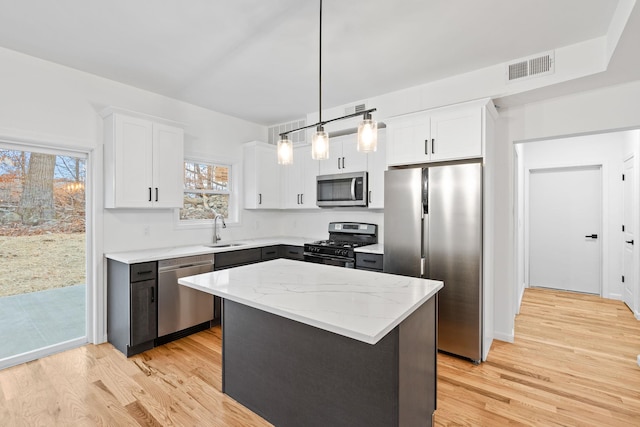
[1,288,639,426]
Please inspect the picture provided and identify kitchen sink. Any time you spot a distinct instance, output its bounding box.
[203,243,247,248]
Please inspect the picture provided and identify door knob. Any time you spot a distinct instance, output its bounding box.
[627,240,634,245]
[585,234,598,239]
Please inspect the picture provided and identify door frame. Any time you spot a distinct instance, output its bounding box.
[622,152,640,319]
[522,160,607,297]
[0,134,100,369]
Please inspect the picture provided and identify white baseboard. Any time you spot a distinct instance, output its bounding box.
[494,330,515,343]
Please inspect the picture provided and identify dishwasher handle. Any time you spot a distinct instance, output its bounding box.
[158,255,214,273]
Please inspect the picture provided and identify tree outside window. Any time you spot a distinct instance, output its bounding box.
[180,161,231,221]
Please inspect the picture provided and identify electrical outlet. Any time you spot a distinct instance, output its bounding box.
[143,225,150,236]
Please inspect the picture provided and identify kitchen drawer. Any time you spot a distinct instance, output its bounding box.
[261,245,280,261]
[355,253,383,271]
[130,261,157,282]
[215,248,262,270]
[281,245,304,260]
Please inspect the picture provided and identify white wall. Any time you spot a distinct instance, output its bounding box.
[520,132,628,299]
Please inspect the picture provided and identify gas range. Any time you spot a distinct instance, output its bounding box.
[303,222,378,268]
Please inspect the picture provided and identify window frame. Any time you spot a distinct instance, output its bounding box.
[175,154,240,229]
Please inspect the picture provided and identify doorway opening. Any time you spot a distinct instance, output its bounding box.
[514,129,640,314]
[0,145,88,369]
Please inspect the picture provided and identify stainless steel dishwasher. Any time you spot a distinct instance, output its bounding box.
[157,254,214,341]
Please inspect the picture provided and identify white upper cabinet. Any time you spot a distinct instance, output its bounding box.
[366,129,386,209]
[386,112,431,166]
[430,106,482,161]
[103,111,184,209]
[244,141,280,209]
[318,134,368,175]
[152,124,185,208]
[280,144,319,209]
[386,99,490,166]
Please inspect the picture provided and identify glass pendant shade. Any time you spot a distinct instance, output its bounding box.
[277,137,293,165]
[357,116,378,152]
[312,128,330,160]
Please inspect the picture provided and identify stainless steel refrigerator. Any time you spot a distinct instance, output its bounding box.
[383,162,482,363]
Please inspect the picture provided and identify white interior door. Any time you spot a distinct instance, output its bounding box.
[623,157,635,310]
[528,166,602,294]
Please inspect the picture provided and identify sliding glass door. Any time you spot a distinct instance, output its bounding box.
[0,145,87,369]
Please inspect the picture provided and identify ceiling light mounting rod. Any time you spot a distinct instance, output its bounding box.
[276,0,378,164]
[318,0,322,126]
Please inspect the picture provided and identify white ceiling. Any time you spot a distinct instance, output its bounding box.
[0,0,626,125]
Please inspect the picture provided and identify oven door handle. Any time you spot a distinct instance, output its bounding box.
[350,178,356,200]
[303,252,351,262]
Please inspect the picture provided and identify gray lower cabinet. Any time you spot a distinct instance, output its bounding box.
[261,245,280,261]
[214,248,263,271]
[107,260,158,357]
[280,245,304,260]
[355,253,383,272]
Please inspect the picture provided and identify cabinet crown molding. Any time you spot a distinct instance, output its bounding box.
[100,106,185,128]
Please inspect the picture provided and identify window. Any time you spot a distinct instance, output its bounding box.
[180,160,231,221]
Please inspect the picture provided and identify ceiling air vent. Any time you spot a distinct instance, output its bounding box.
[268,119,306,145]
[507,51,554,82]
[345,104,367,115]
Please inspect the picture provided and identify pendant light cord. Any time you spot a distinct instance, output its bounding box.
[318,0,322,126]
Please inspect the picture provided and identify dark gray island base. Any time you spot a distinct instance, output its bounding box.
[222,296,437,427]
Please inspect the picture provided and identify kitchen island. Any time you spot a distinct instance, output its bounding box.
[179,259,442,427]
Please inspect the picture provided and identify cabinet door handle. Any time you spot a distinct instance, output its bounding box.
[627,240,634,245]
[258,193,262,205]
[137,270,153,275]
[155,187,158,202]
[342,157,345,169]
[432,138,435,154]
[425,139,429,155]
[337,158,341,169]
[300,193,304,204]
[363,259,377,263]
[148,187,152,202]
[151,287,155,303]
[297,194,301,204]
[368,190,372,204]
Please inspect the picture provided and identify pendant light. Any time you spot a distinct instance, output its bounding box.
[357,112,378,152]
[311,0,329,160]
[277,135,293,165]
[276,0,377,164]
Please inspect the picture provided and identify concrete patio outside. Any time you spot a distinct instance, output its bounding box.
[0,284,85,360]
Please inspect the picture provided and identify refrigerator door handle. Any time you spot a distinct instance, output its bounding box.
[420,257,426,276]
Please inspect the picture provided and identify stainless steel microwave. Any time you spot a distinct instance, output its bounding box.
[316,172,368,207]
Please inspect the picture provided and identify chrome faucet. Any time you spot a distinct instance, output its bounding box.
[213,213,227,244]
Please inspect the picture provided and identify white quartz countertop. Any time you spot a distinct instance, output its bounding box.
[179,259,441,345]
[105,236,312,264]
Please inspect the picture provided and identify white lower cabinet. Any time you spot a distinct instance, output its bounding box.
[103,110,184,209]
[244,141,280,209]
[280,144,319,209]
